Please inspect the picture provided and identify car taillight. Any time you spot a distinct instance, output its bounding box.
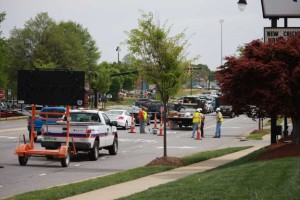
[86,129,91,137]
[118,116,124,120]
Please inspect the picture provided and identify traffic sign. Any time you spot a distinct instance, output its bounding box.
[0,89,5,100]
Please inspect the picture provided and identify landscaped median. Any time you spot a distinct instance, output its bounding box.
[120,152,300,200]
[3,146,251,200]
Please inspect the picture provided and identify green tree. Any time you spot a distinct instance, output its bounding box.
[125,11,191,157]
[0,12,10,89]
[94,62,113,109]
[7,12,100,93]
[215,35,300,144]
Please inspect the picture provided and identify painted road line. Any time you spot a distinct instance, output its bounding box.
[157,146,196,149]
[0,127,27,133]
[0,136,18,139]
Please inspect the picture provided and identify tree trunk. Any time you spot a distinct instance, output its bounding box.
[292,117,300,144]
[270,116,277,144]
[163,103,167,157]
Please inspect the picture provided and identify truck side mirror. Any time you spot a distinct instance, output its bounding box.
[110,121,118,126]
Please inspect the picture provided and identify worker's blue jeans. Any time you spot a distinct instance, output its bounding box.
[191,123,198,137]
[215,122,222,137]
[140,120,145,133]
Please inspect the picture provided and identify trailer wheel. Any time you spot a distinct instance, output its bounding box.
[89,140,99,161]
[108,137,118,155]
[61,149,70,167]
[18,156,28,166]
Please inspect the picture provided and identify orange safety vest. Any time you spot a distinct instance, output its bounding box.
[138,109,144,120]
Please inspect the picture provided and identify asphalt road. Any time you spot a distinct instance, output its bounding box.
[0,113,263,199]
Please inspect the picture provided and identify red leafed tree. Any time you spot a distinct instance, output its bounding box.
[215,34,300,144]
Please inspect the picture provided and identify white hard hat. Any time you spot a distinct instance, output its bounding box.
[196,108,201,112]
[216,108,220,111]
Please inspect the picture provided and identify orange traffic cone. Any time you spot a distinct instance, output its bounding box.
[128,114,136,133]
[158,114,164,136]
[195,121,202,140]
[154,113,157,129]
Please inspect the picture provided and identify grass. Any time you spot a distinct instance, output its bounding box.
[3,147,249,200]
[121,154,300,200]
[176,88,205,97]
[245,129,270,140]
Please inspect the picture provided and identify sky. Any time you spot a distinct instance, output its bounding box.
[0,0,299,71]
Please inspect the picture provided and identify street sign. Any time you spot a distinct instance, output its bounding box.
[264,27,300,43]
[0,89,5,100]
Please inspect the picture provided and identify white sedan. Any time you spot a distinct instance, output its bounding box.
[105,109,133,130]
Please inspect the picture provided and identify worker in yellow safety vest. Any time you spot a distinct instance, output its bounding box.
[213,107,223,138]
[191,108,202,138]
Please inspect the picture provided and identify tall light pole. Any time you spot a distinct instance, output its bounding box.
[116,46,121,64]
[219,19,224,66]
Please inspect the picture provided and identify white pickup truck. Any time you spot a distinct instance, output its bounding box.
[41,109,118,161]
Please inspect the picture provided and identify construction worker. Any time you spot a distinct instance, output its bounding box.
[139,107,148,133]
[191,108,202,138]
[199,108,205,138]
[213,107,223,138]
[138,107,145,133]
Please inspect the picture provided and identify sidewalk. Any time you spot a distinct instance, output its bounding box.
[63,141,268,200]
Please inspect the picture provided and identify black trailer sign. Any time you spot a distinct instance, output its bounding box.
[18,70,85,106]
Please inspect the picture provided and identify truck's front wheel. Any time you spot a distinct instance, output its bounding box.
[108,137,118,155]
[89,140,99,161]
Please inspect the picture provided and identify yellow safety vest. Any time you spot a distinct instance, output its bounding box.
[193,112,201,124]
[216,112,223,122]
[143,111,147,121]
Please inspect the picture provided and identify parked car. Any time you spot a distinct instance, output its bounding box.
[127,106,151,125]
[219,105,235,118]
[21,105,44,116]
[105,109,133,129]
[134,98,155,108]
[0,102,7,112]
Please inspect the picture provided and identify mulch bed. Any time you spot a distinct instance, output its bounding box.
[146,156,185,167]
[147,138,300,167]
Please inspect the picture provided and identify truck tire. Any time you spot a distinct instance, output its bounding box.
[18,156,28,166]
[61,149,70,167]
[89,140,99,161]
[108,137,118,155]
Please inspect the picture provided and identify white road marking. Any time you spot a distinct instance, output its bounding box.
[74,164,81,167]
[119,139,157,143]
[0,136,18,139]
[0,127,27,133]
[0,185,3,188]
[157,146,196,149]
[39,173,47,176]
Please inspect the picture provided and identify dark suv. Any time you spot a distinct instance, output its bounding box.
[219,105,235,118]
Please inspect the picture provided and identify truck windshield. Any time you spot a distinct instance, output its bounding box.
[70,113,99,122]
